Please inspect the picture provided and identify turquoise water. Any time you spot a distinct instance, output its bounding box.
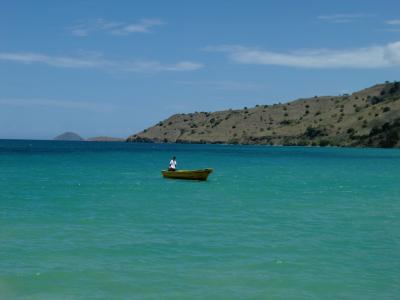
[1,140,399,300]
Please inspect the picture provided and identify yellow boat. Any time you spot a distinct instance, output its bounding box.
[162,168,213,181]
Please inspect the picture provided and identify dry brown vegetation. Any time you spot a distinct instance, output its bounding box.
[127,82,400,148]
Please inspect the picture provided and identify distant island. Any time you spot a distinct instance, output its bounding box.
[127,82,400,148]
[54,132,124,142]
[86,136,125,142]
[54,132,84,141]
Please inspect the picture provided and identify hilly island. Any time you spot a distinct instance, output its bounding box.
[127,82,400,148]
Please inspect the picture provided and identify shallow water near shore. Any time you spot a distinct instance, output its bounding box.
[0,140,399,299]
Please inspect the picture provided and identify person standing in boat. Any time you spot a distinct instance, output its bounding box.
[169,156,177,171]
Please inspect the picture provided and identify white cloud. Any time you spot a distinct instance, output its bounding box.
[111,19,164,35]
[317,13,371,23]
[205,41,400,68]
[70,18,164,37]
[0,52,109,68]
[124,61,203,72]
[0,52,203,72]
[385,19,400,25]
[377,19,400,32]
[0,98,118,113]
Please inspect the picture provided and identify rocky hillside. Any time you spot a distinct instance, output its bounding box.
[127,82,400,148]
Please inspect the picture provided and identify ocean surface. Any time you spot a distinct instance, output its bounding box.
[0,140,399,300]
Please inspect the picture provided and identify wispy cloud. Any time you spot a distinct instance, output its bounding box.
[376,19,400,32]
[0,98,118,113]
[176,80,266,91]
[385,19,400,25]
[0,52,108,68]
[0,52,203,72]
[126,61,203,72]
[205,41,400,68]
[317,13,371,23]
[110,19,164,35]
[70,18,164,37]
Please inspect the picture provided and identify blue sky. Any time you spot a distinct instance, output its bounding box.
[1,0,399,139]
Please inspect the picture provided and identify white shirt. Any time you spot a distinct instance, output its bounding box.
[169,159,177,169]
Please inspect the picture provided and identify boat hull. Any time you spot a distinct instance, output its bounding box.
[162,168,213,181]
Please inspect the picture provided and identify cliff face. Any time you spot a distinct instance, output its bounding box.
[127,82,400,148]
